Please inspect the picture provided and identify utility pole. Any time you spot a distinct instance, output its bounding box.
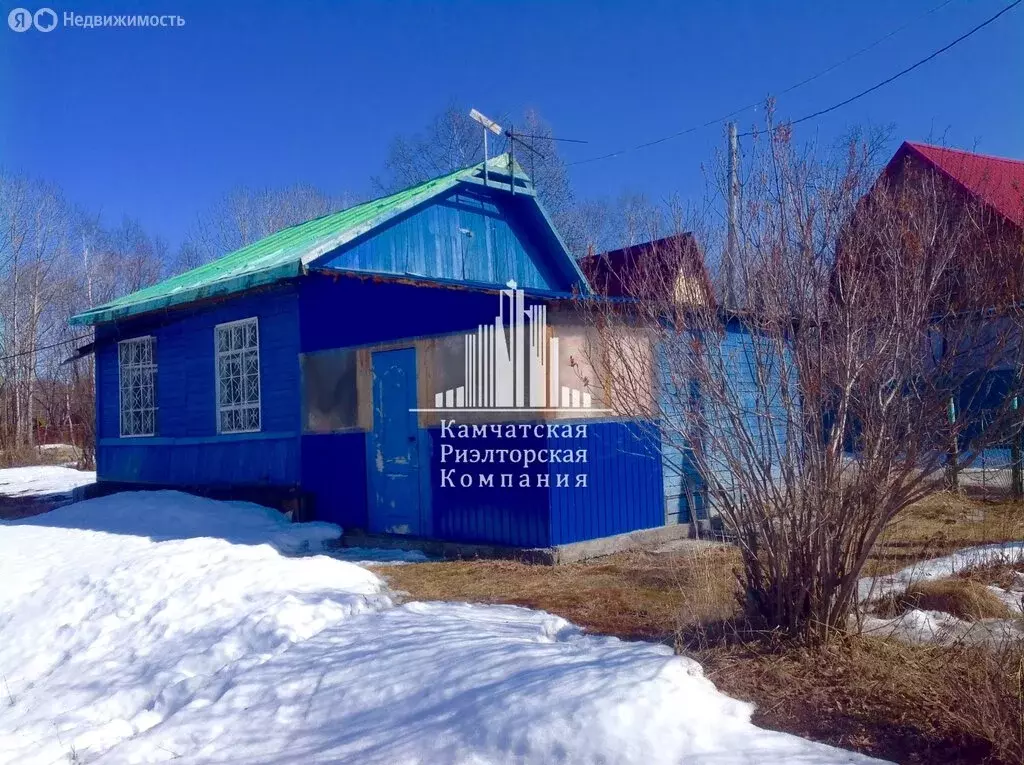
[725,122,739,309]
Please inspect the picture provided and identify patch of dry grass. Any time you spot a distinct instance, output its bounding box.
[0,444,83,469]
[689,634,1024,765]
[867,492,1024,577]
[874,578,1014,621]
[373,493,1024,763]
[372,544,740,641]
[955,560,1024,590]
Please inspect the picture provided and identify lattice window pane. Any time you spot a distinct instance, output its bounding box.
[118,337,157,437]
[216,318,261,433]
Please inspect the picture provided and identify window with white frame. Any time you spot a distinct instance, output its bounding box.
[118,337,157,437]
[216,317,261,433]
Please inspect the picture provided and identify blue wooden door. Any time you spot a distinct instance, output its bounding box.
[368,347,422,535]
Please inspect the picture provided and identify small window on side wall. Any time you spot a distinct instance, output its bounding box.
[118,336,157,437]
[301,348,359,432]
[215,317,261,433]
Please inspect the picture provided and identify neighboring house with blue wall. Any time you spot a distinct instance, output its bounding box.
[69,155,672,549]
[579,234,794,532]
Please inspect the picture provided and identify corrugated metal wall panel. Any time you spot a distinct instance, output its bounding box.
[426,425,552,548]
[94,285,301,486]
[96,435,299,485]
[548,421,664,546]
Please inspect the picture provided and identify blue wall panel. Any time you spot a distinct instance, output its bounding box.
[95,285,301,486]
[548,421,665,545]
[422,419,665,548]
[656,346,707,525]
[667,320,792,517]
[316,189,564,291]
[299,274,529,353]
[425,426,552,548]
[96,434,299,486]
[301,433,368,528]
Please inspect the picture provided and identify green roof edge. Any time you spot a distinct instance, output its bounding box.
[69,154,588,326]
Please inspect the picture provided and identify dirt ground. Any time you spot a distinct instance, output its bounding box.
[372,494,1024,765]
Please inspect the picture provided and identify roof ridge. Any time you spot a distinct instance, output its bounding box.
[907,141,1024,166]
[68,152,544,325]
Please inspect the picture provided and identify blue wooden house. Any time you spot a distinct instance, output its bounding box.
[69,156,680,550]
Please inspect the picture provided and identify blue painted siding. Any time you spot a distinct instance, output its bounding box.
[301,433,368,528]
[97,433,299,486]
[316,189,564,292]
[95,285,301,485]
[701,320,793,514]
[423,419,663,548]
[427,425,551,547]
[299,273,530,353]
[656,346,706,525]
[661,437,707,524]
[549,421,665,545]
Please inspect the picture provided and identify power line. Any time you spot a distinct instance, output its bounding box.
[739,0,1022,136]
[507,132,589,144]
[764,0,956,102]
[567,0,1004,166]
[0,336,91,364]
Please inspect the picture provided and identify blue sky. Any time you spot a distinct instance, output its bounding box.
[2,0,1022,251]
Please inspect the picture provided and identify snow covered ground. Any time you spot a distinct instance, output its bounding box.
[858,542,1024,601]
[0,465,95,501]
[858,543,1024,645]
[0,482,885,764]
[328,546,432,565]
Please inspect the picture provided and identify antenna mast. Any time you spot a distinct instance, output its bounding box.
[469,108,503,187]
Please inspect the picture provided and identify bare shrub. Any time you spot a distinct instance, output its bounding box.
[580,120,1024,643]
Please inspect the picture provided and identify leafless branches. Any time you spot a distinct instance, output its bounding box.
[581,125,1024,642]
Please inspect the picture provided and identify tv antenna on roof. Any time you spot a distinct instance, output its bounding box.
[469,109,503,187]
[470,108,545,196]
[470,108,588,194]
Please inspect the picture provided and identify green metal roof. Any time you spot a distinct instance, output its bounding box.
[70,155,551,326]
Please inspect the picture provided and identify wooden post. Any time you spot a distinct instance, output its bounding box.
[1012,395,1023,500]
[947,396,960,492]
[724,122,739,309]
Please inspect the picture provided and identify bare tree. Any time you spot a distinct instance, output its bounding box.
[180,185,351,269]
[0,173,79,451]
[377,101,487,194]
[0,173,170,463]
[376,102,598,255]
[580,125,1024,643]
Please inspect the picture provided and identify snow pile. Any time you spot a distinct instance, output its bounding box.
[0,489,884,764]
[861,608,1024,646]
[858,543,1024,646]
[0,492,386,764]
[0,465,95,499]
[858,542,1024,601]
[986,581,1024,615]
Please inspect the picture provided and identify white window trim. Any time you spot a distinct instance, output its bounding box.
[117,335,157,438]
[215,317,262,434]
